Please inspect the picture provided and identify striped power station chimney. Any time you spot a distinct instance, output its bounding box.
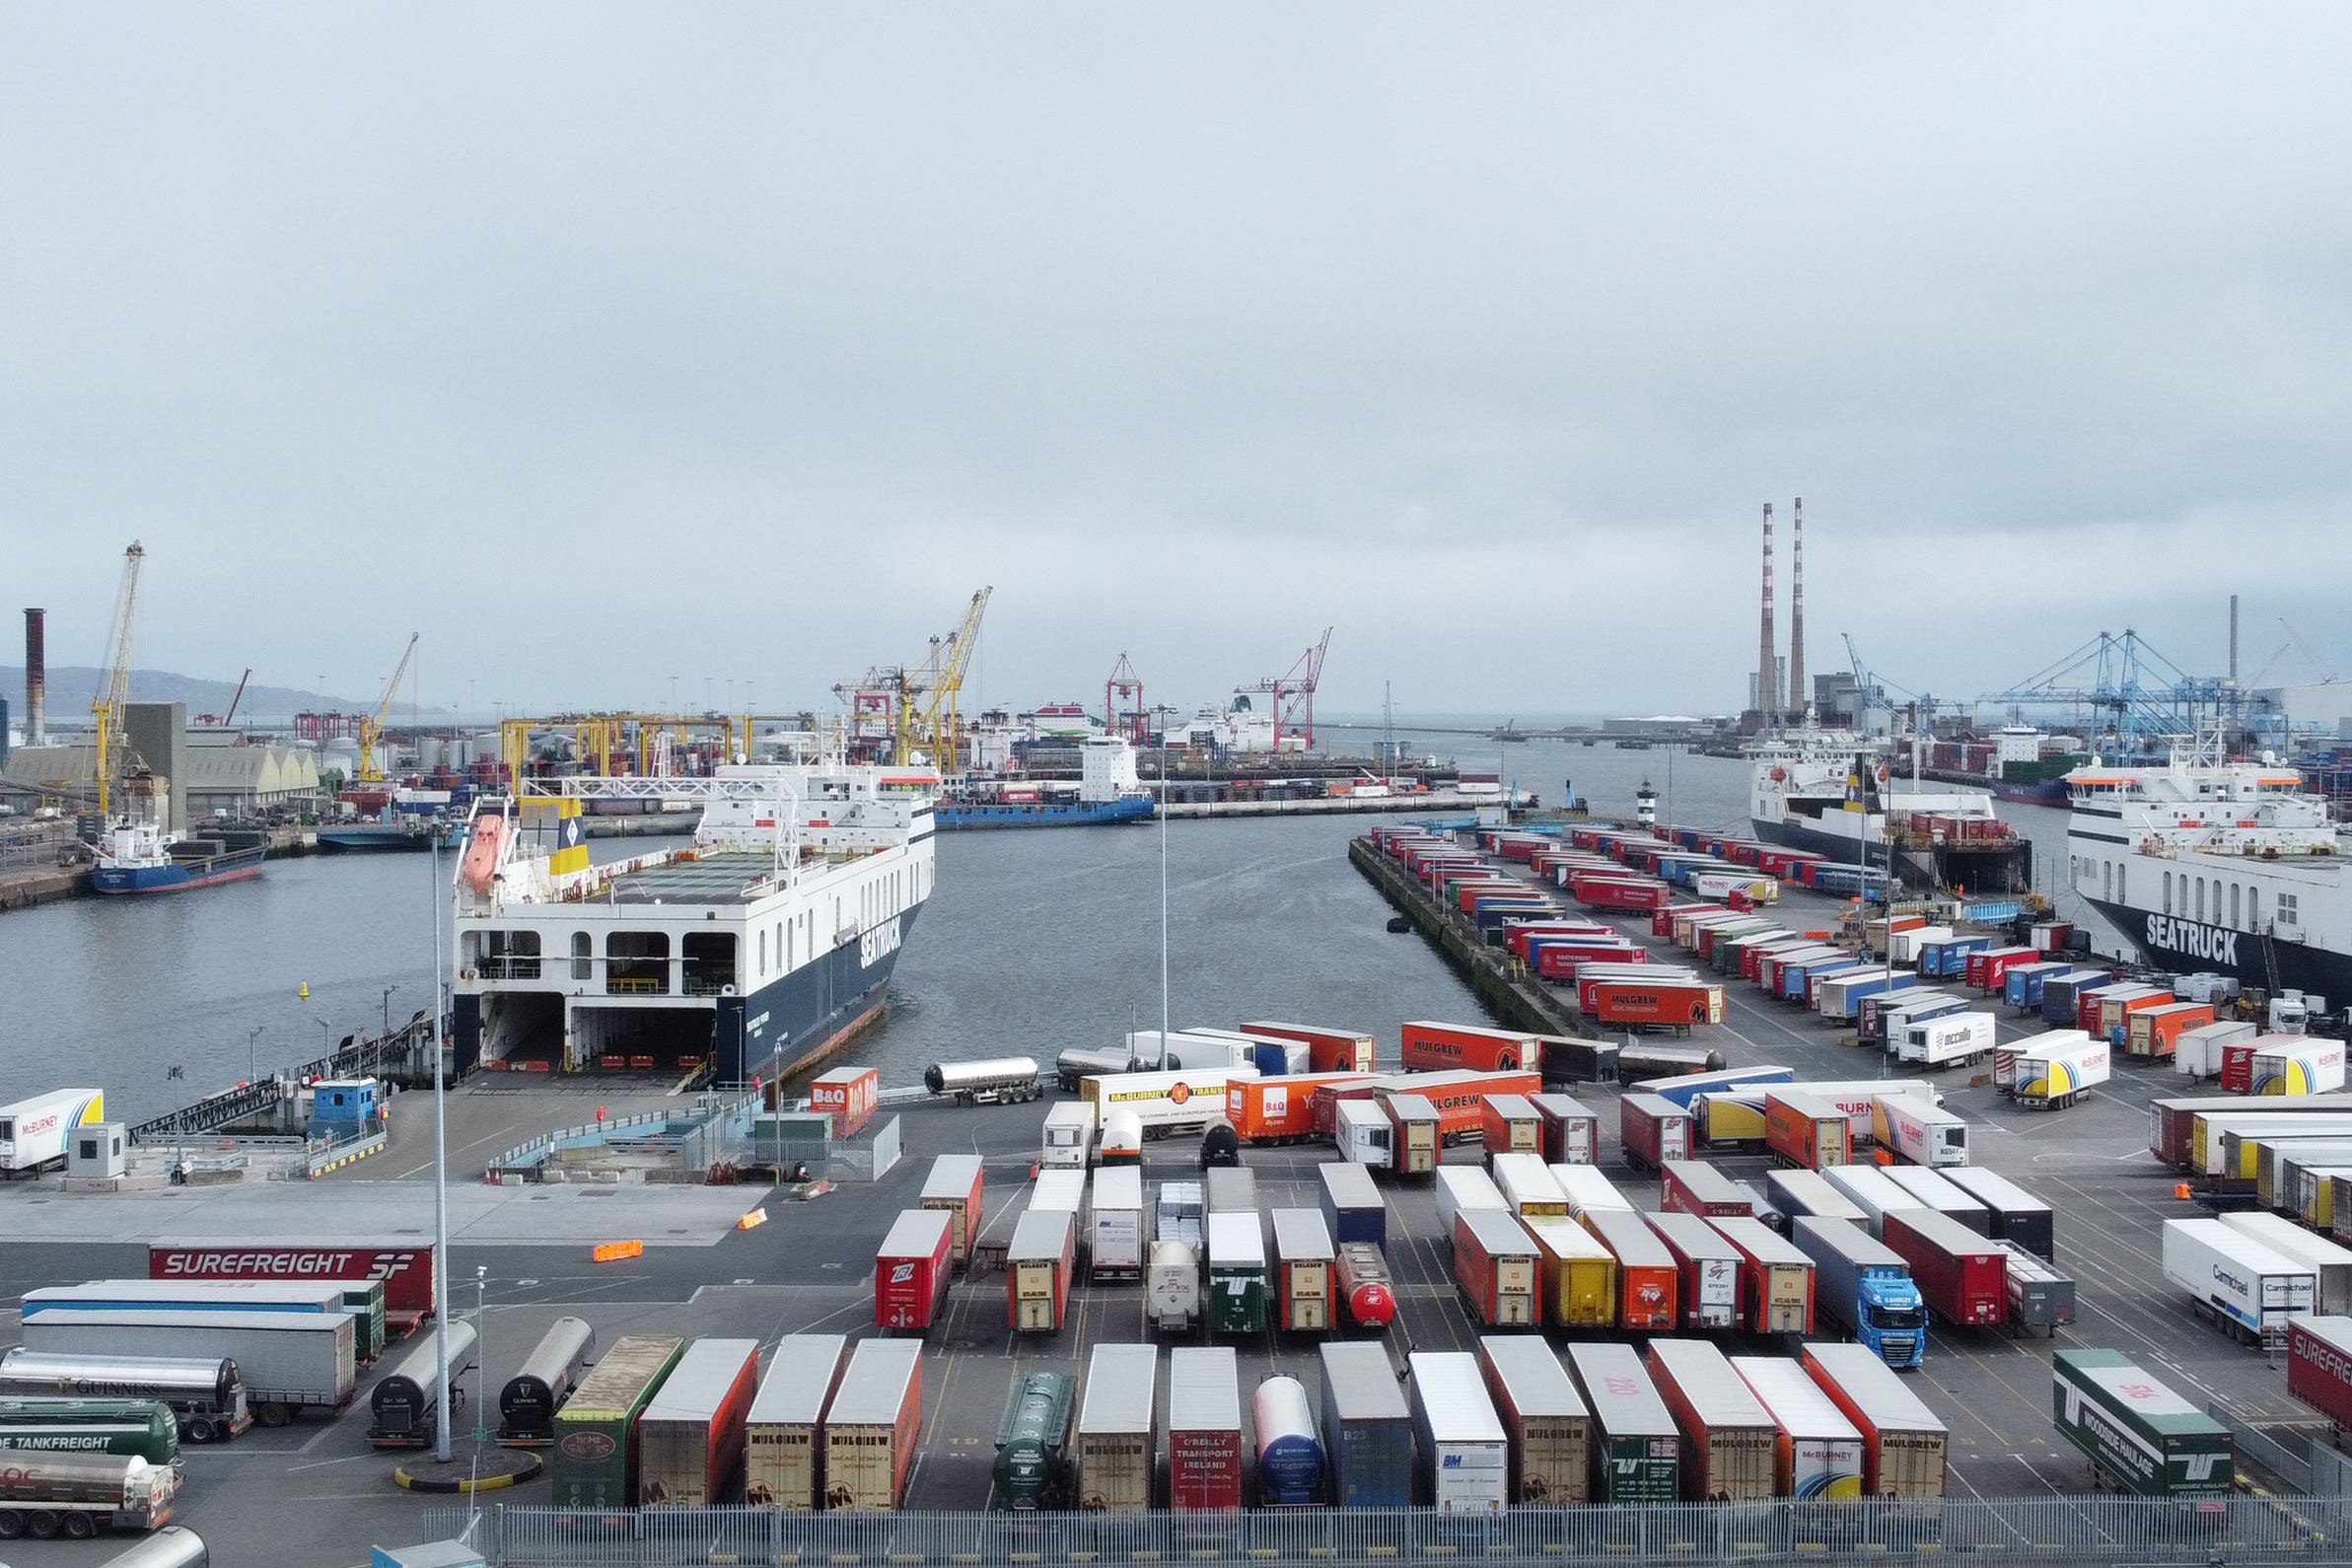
[1787,497,1806,721]
[1756,503,1777,721]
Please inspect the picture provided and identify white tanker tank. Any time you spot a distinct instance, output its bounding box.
[923,1057,1043,1105]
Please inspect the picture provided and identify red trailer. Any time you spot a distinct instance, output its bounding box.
[1402,1022,1542,1074]
[1334,1242,1397,1330]
[1168,1349,1246,1511]
[1582,1208,1680,1330]
[1481,1095,1543,1163]
[148,1243,436,1323]
[1530,1094,1600,1165]
[1534,942,1647,980]
[1006,1208,1076,1333]
[1660,1161,1753,1219]
[2222,1042,2259,1096]
[1454,1209,1542,1329]
[874,1209,955,1333]
[1574,879,1675,912]
[1653,903,1715,938]
[2287,1317,2352,1428]
[1239,1021,1376,1073]
[1880,1210,2007,1328]
[1962,948,2034,992]
[1577,977,1725,1029]
[1505,922,1613,961]
[1338,1070,1543,1143]
[1764,1092,1850,1170]
[1620,1094,1693,1173]
[809,1067,881,1139]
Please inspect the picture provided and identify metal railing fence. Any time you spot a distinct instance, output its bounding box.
[425,1493,2352,1568]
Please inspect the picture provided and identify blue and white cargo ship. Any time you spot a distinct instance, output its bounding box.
[451,753,935,1085]
[92,818,267,895]
[937,736,1156,830]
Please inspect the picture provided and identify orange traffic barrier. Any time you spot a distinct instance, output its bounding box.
[737,1207,769,1232]
[2174,1183,2194,1200]
[1874,1148,1894,1166]
[593,1240,645,1263]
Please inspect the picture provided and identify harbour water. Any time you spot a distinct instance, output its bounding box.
[0,744,2105,1123]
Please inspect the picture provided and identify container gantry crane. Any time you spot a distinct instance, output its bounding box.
[357,633,419,784]
[897,588,990,769]
[1238,628,1332,750]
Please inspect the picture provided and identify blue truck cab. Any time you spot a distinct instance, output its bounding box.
[1791,1215,1928,1369]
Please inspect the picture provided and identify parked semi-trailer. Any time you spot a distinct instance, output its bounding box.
[920,1156,986,1270]
[1563,1341,1679,1503]
[1490,1152,1572,1220]
[1206,1213,1269,1336]
[496,1318,595,1448]
[1646,1213,1743,1330]
[2051,1349,2233,1499]
[1478,1333,1593,1505]
[1082,1066,1260,1140]
[993,1372,1077,1512]
[1435,1166,1509,1234]
[2015,1037,2111,1109]
[1250,1376,1325,1508]
[2148,1095,2352,1169]
[1529,1094,1600,1165]
[743,1333,847,1511]
[0,1088,106,1176]
[1148,1241,1201,1335]
[1088,1167,1145,1283]
[1707,1216,1816,1334]
[1380,1095,1441,1176]
[1791,1219,1926,1368]
[1997,1245,2077,1336]
[2163,1218,2316,1342]
[1880,1166,1993,1236]
[0,1452,177,1538]
[1646,1338,1775,1502]
[1629,1066,1795,1110]
[1238,1021,1376,1074]
[366,1319,478,1450]
[1939,1168,2054,1259]
[823,1339,924,1511]
[1552,1163,1635,1221]
[1402,1022,1541,1073]
[1333,1243,1397,1331]
[1041,1103,1097,1169]
[1224,1075,1366,1145]
[22,1280,388,1366]
[145,1243,435,1326]
[1480,1095,1542,1162]
[1581,1209,1678,1331]
[1074,1344,1157,1513]
[2285,1317,2352,1431]
[1319,1341,1412,1507]
[1765,1092,1850,1170]
[874,1210,955,1334]
[1802,1342,1949,1498]
[1872,1098,1970,1168]
[1454,1208,1541,1329]
[1765,1170,1868,1229]
[1882,1211,2009,1329]
[2174,1022,2260,1081]
[1820,1164,1929,1238]
[1271,1209,1336,1333]
[550,1334,686,1513]
[1661,1160,1754,1219]
[1521,1218,1616,1329]
[2217,1212,2352,1315]
[1168,1348,1245,1512]
[637,1338,760,1508]
[0,1399,179,1468]
[1619,1094,1692,1173]
[21,1311,354,1428]
[1007,1209,1077,1334]
[1318,1162,1388,1251]
[2254,1038,2350,1097]
[0,1350,244,1448]
[1407,1352,1510,1513]
[1730,1356,1863,1500]
[1897,1012,1997,1069]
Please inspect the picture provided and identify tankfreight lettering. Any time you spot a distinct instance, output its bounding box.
[2144,915,2240,967]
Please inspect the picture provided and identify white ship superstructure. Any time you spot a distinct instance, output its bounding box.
[451,759,936,1083]
[2065,745,2349,1000]
[1749,728,2032,892]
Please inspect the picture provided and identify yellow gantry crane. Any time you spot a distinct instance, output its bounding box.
[91,541,146,818]
[896,587,991,769]
[357,633,419,784]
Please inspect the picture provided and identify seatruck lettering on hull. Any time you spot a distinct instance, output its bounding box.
[2145,915,2239,967]
[862,917,903,968]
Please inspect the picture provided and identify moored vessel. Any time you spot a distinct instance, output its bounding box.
[1750,729,2031,894]
[937,736,1155,830]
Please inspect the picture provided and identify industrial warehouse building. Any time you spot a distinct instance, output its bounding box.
[0,725,322,823]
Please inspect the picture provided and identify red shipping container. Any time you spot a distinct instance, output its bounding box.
[1619,1094,1693,1173]
[1881,1210,2007,1327]
[1239,1021,1376,1073]
[874,1209,954,1332]
[2288,1318,2352,1428]
[1226,1074,1368,1142]
[1481,1095,1543,1161]
[1453,1209,1541,1328]
[1168,1349,1246,1510]
[1576,977,1724,1028]
[1401,1022,1541,1073]
[810,1067,881,1139]
[149,1244,436,1319]
[1530,1094,1601,1166]
[1660,1160,1754,1219]
[2222,1043,2259,1095]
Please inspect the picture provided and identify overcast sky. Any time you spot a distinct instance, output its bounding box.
[4,5,2348,722]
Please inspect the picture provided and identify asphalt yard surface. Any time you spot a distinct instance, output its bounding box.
[0,885,2325,1564]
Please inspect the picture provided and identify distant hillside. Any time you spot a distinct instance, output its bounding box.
[0,666,392,722]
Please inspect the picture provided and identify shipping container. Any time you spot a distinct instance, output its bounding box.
[1765,1169,1869,1228]
[1792,1218,1926,1369]
[550,1334,686,1514]
[1239,1021,1377,1074]
[1522,1218,1617,1329]
[1270,1209,1335,1333]
[1765,1092,1850,1170]
[1563,1342,1680,1504]
[1480,1095,1542,1162]
[1645,1213,1743,1330]
[1477,1334,1592,1505]
[743,1333,846,1511]
[1871,1098,1970,1168]
[2051,1349,2233,1499]
[1645,1338,1776,1502]
[1882,1211,2007,1328]
[21,1310,354,1428]
[636,1337,760,1508]
[1528,1094,1601,1165]
[1454,1208,1541,1329]
[1168,1348,1245,1511]
[1074,1344,1158,1512]
[146,1243,435,1322]
[809,1068,881,1139]
[1729,1356,1862,1500]
[823,1340,924,1511]
[1008,1208,1077,1333]
[1940,1168,2055,1259]
[1318,1161,1388,1251]
[1620,1094,1693,1173]
[873,1210,955,1333]
[1801,1341,1948,1497]
[1206,1212,1269,1335]
[1661,1160,1755,1219]
[2218,1211,2352,1315]
[1707,1216,1816,1334]
[1319,1341,1413,1506]
[1408,1352,1510,1513]
[2285,1316,2352,1430]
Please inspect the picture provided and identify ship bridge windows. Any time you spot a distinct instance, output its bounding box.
[606,931,670,995]
[683,932,737,997]
[467,929,542,980]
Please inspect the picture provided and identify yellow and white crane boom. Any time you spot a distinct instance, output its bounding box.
[897,587,990,769]
[92,541,146,818]
[358,633,419,784]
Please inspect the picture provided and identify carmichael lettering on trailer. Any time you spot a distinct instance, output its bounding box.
[2144,915,2240,968]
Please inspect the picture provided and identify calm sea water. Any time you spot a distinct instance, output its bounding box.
[0,745,2101,1123]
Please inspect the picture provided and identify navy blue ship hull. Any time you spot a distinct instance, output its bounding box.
[937,797,1154,829]
[2084,897,2352,1004]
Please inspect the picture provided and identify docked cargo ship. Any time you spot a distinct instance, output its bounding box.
[2066,743,2352,1003]
[451,756,935,1084]
[1749,731,2032,893]
[91,820,266,895]
[936,736,1155,830]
